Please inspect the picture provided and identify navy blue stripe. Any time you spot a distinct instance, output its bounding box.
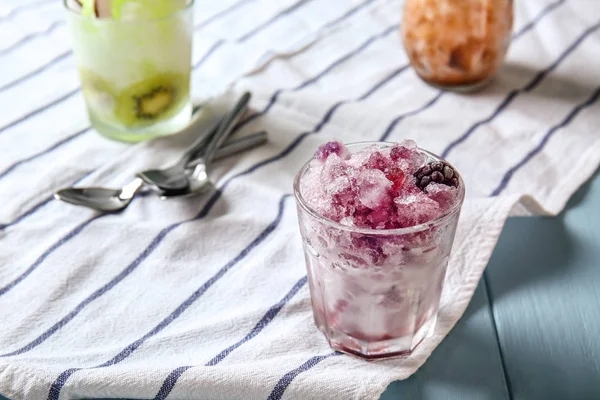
[253,0,379,69]
[0,167,96,231]
[441,88,517,158]
[153,366,193,400]
[192,39,225,69]
[193,0,334,70]
[206,276,308,366]
[0,195,53,231]
[320,0,377,32]
[0,0,56,22]
[0,127,90,181]
[0,20,397,300]
[511,0,565,41]
[0,20,64,57]
[523,28,599,92]
[491,86,600,196]
[238,0,312,42]
[46,194,291,400]
[0,87,80,135]
[359,64,410,100]
[267,352,340,400]
[47,368,78,400]
[296,24,395,92]
[194,0,377,70]
[0,215,102,301]
[153,276,309,400]
[238,23,397,131]
[379,91,444,141]
[194,0,256,31]
[0,50,71,92]
[441,19,600,159]
[308,64,408,132]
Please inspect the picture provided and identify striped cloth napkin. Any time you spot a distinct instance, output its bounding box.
[1,0,599,399]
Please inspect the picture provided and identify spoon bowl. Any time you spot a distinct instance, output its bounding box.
[158,164,212,199]
[139,92,251,192]
[54,178,143,212]
[53,131,268,211]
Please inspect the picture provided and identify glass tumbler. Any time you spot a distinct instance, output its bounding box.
[64,0,194,142]
[401,0,513,92]
[293,143,465,360]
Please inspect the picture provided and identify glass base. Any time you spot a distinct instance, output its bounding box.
[420,76,494,93]
[318,313,438,361]
[90,101,192,143]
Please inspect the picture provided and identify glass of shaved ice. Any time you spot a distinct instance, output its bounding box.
[64,0,194,142]
[293,140,465,360]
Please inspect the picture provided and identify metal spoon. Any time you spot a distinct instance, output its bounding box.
[156,93,254,198]
[56,101,226,212]
[54,177,145,212]
[138,92,251,192]
[53,131,268,211]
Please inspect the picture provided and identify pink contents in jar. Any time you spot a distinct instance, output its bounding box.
[401,0,513,90]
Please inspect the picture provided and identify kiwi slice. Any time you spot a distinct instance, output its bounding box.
[114,73,189,127]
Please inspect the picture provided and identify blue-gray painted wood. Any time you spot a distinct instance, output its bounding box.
[380,280,510,400]
[484,169,600,400]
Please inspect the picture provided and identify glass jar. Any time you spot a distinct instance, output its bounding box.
[401,0,513,92]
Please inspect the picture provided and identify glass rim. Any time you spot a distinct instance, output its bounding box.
[63,0,195,23]
[293,141,466,236]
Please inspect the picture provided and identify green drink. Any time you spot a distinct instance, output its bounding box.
[65,0,194,142]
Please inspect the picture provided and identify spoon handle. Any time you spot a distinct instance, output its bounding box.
[192,131,268,165]
[177,114,222,169]
[203,92,252,171]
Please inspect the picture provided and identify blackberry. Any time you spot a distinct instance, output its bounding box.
[414,161,459,191]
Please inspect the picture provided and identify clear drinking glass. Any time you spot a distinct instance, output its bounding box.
[401,0,513,92]
[293,143,465,360]
[64,0,194,142]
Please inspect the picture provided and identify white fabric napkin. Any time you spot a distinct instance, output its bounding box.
[1,0,599,399]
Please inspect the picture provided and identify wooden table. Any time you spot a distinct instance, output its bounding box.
[382,168,600,400]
